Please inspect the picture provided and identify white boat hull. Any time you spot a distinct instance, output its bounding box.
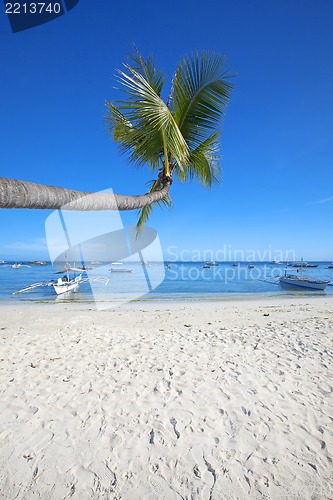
[279,276,329,290]
[53,275,82,295]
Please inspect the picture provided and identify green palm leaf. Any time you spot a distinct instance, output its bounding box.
[106,102,162,170]
[171,52,235,148]
[108,64,190,169]
[128,48,165,95]
[105,102,133,142]
[175,132,221,187]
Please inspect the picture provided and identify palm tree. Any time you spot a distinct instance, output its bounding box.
[0,50,234,230]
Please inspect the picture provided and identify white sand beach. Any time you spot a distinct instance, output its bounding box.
[0,297,332,499]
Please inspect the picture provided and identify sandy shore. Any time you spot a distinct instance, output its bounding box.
[0,297,332,499]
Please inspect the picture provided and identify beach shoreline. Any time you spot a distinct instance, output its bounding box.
[0,297,332,498]
[2,293,333,310]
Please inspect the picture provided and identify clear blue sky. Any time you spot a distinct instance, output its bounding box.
[1,0,332,261]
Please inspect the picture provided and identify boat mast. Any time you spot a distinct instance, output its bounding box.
[300,257,304,275]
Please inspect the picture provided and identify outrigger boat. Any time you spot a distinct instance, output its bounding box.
[12,262,31,269]
[0,262,30,269]
[52,263,84,295]
[13,262,109,296]
[289,261,318,268]
[279,260,330,290]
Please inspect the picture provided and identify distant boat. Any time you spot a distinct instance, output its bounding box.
[289,261,318,268]
[248,263,254,269]
[279,260,330,290]
[12,262,31,269]
[0,260,5,264]
[203,263,211,269]
[110,269,133,273]
[207,261,218,266]
[271,260,281,265]
[28,260,47,265]
[232,262,240,266]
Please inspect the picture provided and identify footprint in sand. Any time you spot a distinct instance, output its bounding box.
[193,464,201,478]
[241,406,251,416]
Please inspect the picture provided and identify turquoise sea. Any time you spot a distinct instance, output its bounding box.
[0,261,333,305]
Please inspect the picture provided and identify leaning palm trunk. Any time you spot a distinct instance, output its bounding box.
[0,177,171,211]
[0,51,234,225]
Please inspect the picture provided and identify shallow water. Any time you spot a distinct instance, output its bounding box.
[0,261,332,304]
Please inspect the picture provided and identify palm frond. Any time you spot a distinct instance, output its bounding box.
[175,132,221,188]
[129,47,165,95]
[106,100,162,168]
[172,51,235,148]
[137,179,172,234]
[112,65,189,168]
[105,102,134,142]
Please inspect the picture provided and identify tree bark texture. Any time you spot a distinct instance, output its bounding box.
[0,177,171,211]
